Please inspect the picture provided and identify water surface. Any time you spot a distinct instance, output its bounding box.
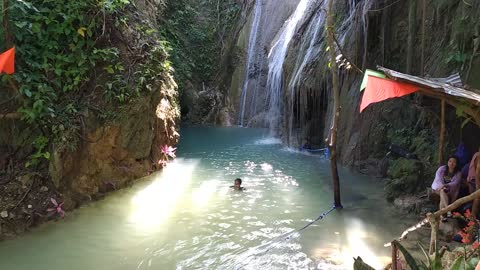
[0,127,413,269]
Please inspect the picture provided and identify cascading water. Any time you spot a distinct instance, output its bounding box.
[283,0,375,147]
[265,0,311,135]
[287,1,327,145]
[238,0,264,127]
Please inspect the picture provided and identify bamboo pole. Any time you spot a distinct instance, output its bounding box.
[438,100,445,166]
[428,213,440,255]
[326,0,342,208]
[391,241,398,270]
[473,156,480,218]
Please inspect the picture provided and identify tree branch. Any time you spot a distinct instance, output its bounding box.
[385,188,480,246]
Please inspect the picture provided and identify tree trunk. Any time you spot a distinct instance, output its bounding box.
[391,241,398,270]
[438,100,445,166]
[326,0,342,208]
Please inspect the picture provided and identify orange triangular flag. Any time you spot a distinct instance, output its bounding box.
[0,47,15,74]
[360,75,419,112]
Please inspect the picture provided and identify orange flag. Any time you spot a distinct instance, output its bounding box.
[360,75,419,112]
[0,47,15,74]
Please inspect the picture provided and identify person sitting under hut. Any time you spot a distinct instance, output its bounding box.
[431,156,462,222]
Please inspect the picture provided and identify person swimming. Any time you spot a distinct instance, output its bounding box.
[230,178,245,191]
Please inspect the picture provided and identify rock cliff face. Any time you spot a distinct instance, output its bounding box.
[225,0,480,204]
[182,0,301,126]
[0,0,179,239]
[49,75,179,209]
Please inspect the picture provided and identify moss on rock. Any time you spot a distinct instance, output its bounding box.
[386,158,424,202]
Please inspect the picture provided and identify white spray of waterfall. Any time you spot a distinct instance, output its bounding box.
[265,0,311,134]
[289,8,326,94]
[283,0,374,146]
[238,0,263,127]
[287,2,328,144]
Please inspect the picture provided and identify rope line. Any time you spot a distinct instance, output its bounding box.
[233,204,338,269]
[300,147,328,152]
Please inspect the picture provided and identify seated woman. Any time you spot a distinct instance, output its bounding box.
[431,155,462,222]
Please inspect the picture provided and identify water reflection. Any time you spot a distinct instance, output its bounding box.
[129,160,197,231]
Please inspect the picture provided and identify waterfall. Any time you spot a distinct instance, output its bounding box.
[265,0,311,135]
[281,0,375,147]
[238,0,263,127]
[287,1,327,145]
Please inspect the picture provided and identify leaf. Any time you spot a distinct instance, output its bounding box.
[418,243,432,267]
[15,21,28,28]
[105,65,115,74]
[325,46,330,52]
[77,27,87,37]
[461,117,472,129]
[432,243,442,270]
[467,257,479,268]
[394,241,421,270]
[23,89,32,98]
[456,104,468,117]
[449,256,466,270]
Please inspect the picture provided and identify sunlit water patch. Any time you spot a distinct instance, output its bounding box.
[0,127,414,270]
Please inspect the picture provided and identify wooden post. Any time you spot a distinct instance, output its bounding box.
[428,213,440,255]
[473,156,480,218]
[326,0,342,208]
[391,241,398,270]
[438,100,445,166]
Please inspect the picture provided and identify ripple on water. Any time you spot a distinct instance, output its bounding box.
[0,127,418,270]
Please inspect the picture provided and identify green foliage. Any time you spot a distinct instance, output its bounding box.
[0,0,174,166]
[391,241,479,270]
[0,0,130,147]
[135,42,173,93]
[441,0,480,70]
[159,0,240,89]
[26,135,50,168]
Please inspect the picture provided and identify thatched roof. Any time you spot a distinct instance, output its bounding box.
[377,66,480,125]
